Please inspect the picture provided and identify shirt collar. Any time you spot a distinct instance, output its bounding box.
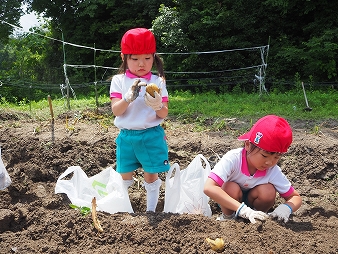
[241,148,267,177]
[125,69,152,80]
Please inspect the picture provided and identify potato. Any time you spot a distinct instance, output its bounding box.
[146,83,160,97]
[205,238,225,252]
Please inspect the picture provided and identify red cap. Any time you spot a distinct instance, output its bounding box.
[121,28,156,54]
[238,115,293,153]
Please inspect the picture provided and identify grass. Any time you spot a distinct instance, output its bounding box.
[0,95,111,121]
[0,90,337,130]
[168,90,338,121]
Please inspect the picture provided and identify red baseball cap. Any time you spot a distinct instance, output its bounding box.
[121,28,156,54]
[238,115,293,153]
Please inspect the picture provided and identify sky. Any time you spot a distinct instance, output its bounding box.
[19,12,41,32]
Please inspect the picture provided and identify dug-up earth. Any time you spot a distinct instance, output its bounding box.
[0,107,337,254]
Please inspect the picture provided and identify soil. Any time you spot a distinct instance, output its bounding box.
[0,107,337,254]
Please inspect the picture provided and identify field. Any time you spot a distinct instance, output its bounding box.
[0,106,337,254]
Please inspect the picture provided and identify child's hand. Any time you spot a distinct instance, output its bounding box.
[236,202,268,223]
[144,90,163,111]
[269,204,292,223]
[124,80,146,103]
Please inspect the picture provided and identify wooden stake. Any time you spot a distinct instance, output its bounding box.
[47,95,55,142]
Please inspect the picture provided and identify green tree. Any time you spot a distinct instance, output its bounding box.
[0,22,63,102]
[0,0,24,43]
[3,0,337,96]
[155,0,338,85]
[152,1,271,91]
[29,0,174,84]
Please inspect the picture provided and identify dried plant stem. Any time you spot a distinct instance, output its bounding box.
[91,197,103,232]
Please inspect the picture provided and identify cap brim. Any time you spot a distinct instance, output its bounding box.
[237,132,250,141]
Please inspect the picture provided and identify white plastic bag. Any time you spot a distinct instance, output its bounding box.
[0,147,11,190]
[55,166,134,214]
[163,163,181,213]
[164,154,212,217]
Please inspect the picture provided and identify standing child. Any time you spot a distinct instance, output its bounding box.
[110,28,170,212]
[204,115,302,223]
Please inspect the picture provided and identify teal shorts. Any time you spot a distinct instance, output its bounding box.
[115,125,170,174]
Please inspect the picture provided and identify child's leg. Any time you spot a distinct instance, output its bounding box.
[143,172,162,212]
[247,183,276,212]
[221,181,243,215]
[121,172,134,189]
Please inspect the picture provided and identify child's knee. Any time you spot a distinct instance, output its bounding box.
[222,181,242,200]
[258,183,276,202]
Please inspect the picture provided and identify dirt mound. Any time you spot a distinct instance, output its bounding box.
[0,111,337,253]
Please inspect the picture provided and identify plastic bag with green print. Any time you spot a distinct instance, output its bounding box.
[55,166,133,214]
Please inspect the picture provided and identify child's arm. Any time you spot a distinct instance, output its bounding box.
[111,79,143,116]
[204,178,268,223]
[204,178,241,212]
[111,98,129,116]
[154,102,168,119]
[284,189,302,212]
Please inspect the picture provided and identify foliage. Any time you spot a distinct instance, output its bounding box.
[25,0,338,84]
[27,0,174,84]
[0,0,24,43]
[69,204,91,216]
[1,0,338,101]
[152,4,187,52]
[0,23,64,102]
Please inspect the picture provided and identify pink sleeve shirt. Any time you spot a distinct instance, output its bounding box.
[110,72,168,102]
[209,148,294,198]
[109,73,168,130]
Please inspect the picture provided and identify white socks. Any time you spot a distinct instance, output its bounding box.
[143,178,162,212]
[123,178,162,212]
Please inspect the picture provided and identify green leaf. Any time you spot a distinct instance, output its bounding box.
[69,204,79,209]
[80,207,91,216]
[69,204,91,216]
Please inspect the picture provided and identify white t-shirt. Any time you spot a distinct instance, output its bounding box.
[209,148,294,197]
[110,74,169,130]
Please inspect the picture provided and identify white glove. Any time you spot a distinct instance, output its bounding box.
[236,202,269,224]
[144,90,163,111]
[269,204,292,223]
[124,79,144,103]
